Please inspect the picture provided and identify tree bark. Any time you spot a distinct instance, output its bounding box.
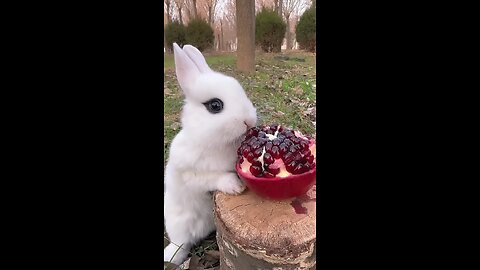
[278,0,283,17]
[179,7,183,24]
[220,20,224,51]
[192,0,198,19]
[235,0,255,73]
[165,0,171,24]
[286,15,291,50]
[214,185,317,270]
[208,5,213,25]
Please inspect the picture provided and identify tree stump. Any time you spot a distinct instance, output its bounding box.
[214,185,316,270]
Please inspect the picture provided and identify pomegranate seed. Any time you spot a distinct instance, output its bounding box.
[246,152,255,162]
[242,147,250,158]
[283,139,292,146]
[249,165,263,176]
[282,152,294,164]
[265,142,273,152]
[247,128,259,137]
[253,148,263,157]
[251,141,261,150]
[266,164,280,175]
[272,138,281,146]
[289,145,298,153]
[258,138,268,145]
[286,160,297,173]
[263,153,274,164]
[285,131,295,138]
[306,155,314,163]
[239,156,244,164]
[300,140,309,150]
[271,146,280,158]
[251,160,262,167]
[279,143,288,154]
[292,152,303,161]
[292,163,306,174]
[258,131,266,138]
[303,161,311,170]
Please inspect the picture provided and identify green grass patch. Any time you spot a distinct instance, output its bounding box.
[164,52,236,70]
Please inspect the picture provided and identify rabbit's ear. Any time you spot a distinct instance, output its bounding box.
[173,43,201,97]
[182,45,213,73]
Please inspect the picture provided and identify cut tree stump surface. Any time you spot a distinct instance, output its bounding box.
[214,185,316,270]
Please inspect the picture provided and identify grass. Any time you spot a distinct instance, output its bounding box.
[163,50,316,268]
[164,52,237,70]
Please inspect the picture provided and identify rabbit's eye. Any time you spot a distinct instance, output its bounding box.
[203,98,223,114]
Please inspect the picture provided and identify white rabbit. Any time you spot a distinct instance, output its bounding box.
[164,43,257,265]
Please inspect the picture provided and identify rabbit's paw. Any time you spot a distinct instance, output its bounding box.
[217,173,246,195]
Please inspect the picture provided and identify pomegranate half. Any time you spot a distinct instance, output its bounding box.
[235,124,316,200]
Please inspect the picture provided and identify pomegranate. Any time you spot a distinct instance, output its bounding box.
[235,124,316,199]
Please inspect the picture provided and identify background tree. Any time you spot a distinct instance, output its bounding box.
[185,18,214,51]
[274,0,283,17]
[282,0,306,50]
[165,21,187,51]
[201,0,219,26]
[236,0,255,72]
[173,0,185,24]
[255,8,286,52]
[164,0,174,53]
[164,0,173,23]
[295,6,316,52]
[194,0,199,18]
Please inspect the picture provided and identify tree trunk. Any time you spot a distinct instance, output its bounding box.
[165,1,171,24]
[235,0,255,73]
[164,32,168,53]
[286,15,291,50]
[179,7,183,24]
[192,0,198,19]
[208,5,213,25]
[278,0,283,17]
[214,185,317,270]
[220,20,224,51]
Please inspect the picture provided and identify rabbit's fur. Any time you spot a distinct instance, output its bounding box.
[164,43,257,265]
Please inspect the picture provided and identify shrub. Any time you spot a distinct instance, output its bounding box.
[255,8,286,53]
[295,8,316,52]
[185,19,214,52]
[165,21,186,51]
